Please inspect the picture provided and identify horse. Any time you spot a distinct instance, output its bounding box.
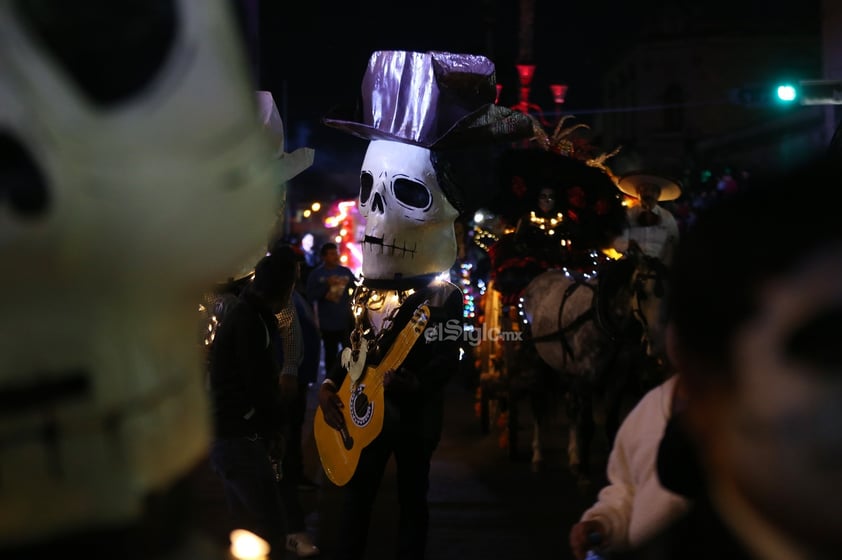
[516,249,671,480]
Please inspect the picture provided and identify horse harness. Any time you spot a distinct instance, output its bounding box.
[528,278,618,365]
[628,256,668,350]
[527,256,667,366]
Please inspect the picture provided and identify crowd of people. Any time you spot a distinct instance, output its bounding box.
[203,145,842,560]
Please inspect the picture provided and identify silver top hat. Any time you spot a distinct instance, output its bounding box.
[323,50,532,150]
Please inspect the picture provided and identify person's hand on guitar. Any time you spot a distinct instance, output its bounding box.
[318,380,345,430]
[384,366,420,394]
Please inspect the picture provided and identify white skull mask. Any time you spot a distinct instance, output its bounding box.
[0,0,293,547]
[359,140,458,279]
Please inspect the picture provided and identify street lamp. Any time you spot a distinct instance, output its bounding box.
[495,64,566,126]
[549,83,568,118]
[513,64,548,124]
[515,63,537,113]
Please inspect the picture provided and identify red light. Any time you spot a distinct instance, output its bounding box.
[549,84,568,104]
[515,64,536,87]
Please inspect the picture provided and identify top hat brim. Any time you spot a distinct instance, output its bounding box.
[322,50,532,150]
[323,103,532,150]
[617,172,682,201]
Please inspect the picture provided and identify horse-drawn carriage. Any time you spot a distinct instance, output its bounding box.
[475,243,670,473]
[521,251,670,473]
[472,141,673,480]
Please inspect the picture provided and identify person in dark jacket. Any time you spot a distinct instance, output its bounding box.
[207,251,298,558]
[270,244,321,557]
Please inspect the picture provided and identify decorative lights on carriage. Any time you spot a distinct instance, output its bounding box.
[517,296,529,325]
[472,225,499,252]
[528,211,565,234]
[459,262,476,319]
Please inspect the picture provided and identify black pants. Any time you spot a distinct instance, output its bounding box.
[282,380,309,482]
[333,423,437,560]
[278,380,313,533]
[210,436,288,555]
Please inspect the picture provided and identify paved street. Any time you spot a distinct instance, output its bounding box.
[191,372,613,560]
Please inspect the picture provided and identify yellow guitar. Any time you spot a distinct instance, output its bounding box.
[314,302,430,486]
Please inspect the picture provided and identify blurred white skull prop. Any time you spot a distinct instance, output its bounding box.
[359,140,459,279]
[0,0,310,547]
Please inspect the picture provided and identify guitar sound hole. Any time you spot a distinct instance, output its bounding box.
[354,393,369,417]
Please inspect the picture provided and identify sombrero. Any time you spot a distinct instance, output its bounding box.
[491,148,627,249]
[616,172,682,201]
[256,90,315,182]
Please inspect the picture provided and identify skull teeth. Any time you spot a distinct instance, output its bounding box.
[362,236,416,258]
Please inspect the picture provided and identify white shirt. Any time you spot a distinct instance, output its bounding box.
[613,205,680,265]
[580,375,691,550]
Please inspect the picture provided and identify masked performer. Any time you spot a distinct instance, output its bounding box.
[314,50,531,560]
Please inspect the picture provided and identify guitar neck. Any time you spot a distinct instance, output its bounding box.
[373,303,430,375]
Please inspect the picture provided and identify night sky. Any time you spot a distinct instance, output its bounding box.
[251,0,820,202]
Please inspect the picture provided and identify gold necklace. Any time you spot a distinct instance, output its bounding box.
[349,284,415,359]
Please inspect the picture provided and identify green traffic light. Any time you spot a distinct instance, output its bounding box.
[776,84,797,102]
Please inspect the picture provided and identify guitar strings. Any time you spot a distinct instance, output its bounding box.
[347,306,430,395]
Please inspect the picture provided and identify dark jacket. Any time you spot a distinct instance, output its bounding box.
[326,276,463,441]
[208,290,284,439]
[305,264,356,331]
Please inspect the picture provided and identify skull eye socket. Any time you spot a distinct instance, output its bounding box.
[393,177,431,210]
[14,1,177,106]
[360,172,373,205]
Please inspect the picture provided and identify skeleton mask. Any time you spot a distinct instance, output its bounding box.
[359,140,458,279]
[0,0,289,547]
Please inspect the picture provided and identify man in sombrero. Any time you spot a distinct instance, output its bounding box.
[613,172,682,267]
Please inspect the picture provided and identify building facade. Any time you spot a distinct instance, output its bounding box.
[595,1,832,184]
